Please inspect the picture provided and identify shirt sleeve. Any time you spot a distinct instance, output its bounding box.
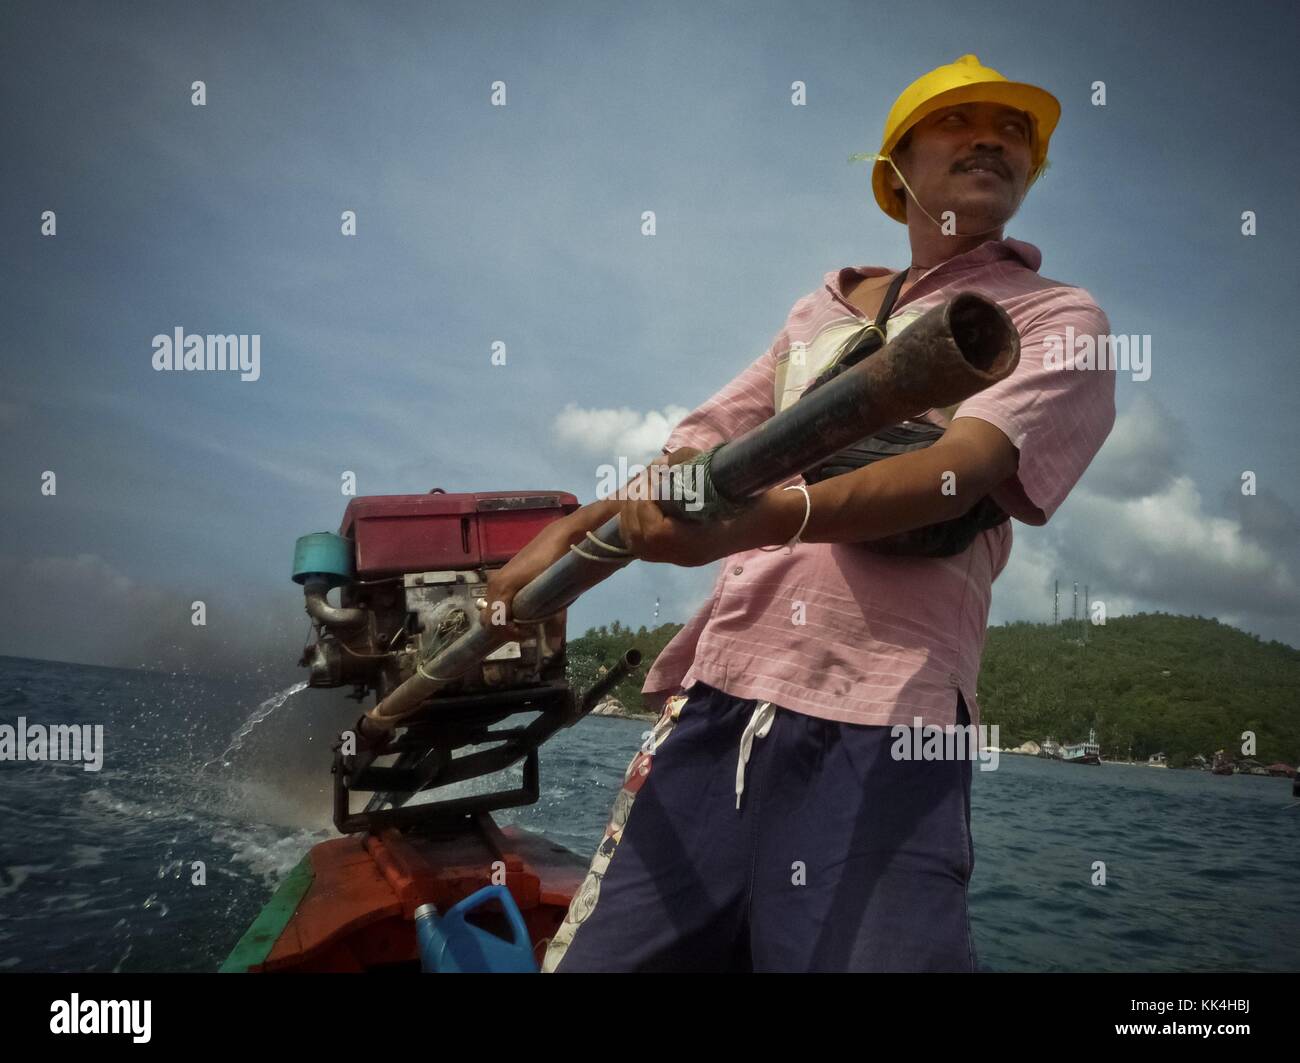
[951,287,1117,525]
[660,337,782,456]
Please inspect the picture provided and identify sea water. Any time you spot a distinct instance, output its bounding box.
[0,654,1296,973]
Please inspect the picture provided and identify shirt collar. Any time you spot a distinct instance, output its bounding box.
[826,237,1043,298]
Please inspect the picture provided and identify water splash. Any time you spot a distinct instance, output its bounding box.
[203,682,308,771]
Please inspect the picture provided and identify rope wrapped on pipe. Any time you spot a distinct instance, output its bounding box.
[662,442,757,524]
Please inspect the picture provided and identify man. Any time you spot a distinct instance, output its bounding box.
[483,55,1115,971]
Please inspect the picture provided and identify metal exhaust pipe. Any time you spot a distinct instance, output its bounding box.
[575,648,643,721]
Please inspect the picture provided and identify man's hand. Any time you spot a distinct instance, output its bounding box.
[479,518,577,641]
[620,498,730,566]
[478,446,714,631]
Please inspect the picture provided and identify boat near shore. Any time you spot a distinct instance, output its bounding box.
[1038,730,1101,765]
[1058,728,1102,765]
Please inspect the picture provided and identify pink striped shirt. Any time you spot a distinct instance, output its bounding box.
[640,238,1116,730]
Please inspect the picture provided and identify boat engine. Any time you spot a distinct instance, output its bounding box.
[294,490,578,700]
[292,489,640,833]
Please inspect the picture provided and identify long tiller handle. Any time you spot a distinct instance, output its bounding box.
[361,292,1019,734]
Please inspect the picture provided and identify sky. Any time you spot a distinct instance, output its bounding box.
[1,0,1297,683]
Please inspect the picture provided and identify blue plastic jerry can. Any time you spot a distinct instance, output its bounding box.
[415,884,538,973]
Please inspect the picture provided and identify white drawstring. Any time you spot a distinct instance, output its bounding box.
[736,701,776,809]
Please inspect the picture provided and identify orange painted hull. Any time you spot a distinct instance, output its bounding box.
[233,819,589,973]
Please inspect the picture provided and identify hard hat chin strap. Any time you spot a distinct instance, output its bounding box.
[854,151,1010,238]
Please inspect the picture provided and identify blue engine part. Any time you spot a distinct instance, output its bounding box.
[291,532,354,588]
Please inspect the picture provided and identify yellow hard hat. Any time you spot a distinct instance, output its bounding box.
[871,54,1061,223]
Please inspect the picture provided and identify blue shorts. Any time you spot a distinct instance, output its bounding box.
[542,682,977,972]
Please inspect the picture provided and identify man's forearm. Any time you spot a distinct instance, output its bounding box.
[578,425,1014,565]
[800,447,992,544]
[750,434,1015,548]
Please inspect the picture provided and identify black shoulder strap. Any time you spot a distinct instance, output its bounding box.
[875,267,910,323]
[839,269,910,369]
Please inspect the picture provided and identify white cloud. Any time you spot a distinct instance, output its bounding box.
[991,471,1299,647]
[1085,392,1184,499]
[988,392,1299,645]
[1066,476,1297,614]
[987,528,1059,626]
[552,403,692,462]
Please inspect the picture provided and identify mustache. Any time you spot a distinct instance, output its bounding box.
[952,155,1010,179]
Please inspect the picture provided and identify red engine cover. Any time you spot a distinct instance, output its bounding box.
[340,491,580,578]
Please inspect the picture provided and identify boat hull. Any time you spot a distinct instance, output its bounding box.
[1055,743,1097,764]
[221,818,588,973]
